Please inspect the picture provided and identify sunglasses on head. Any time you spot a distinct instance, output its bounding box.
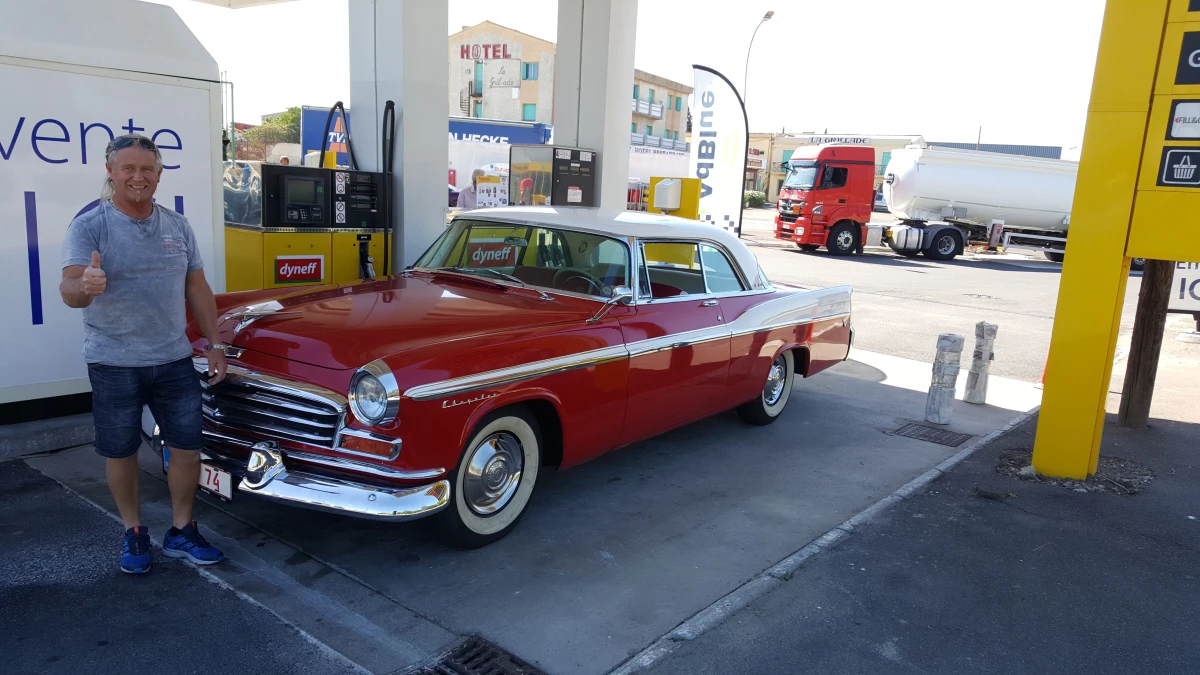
[109,135,158,151]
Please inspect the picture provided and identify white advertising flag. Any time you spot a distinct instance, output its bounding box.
[688,65,750,235]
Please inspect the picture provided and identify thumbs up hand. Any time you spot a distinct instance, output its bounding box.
[82,251,106,297]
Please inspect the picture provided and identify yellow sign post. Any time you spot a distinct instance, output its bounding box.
[1034,0,1200,478]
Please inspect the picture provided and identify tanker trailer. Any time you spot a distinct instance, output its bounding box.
[881,145,1079,262]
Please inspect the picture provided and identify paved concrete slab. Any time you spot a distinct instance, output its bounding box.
[641,413,1200,675]
[0,460,362,675]
[26,349,1039,675]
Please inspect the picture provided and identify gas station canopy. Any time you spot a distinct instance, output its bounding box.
[190,0,295,7]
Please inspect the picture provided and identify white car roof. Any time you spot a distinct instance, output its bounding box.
[458,206,766,283]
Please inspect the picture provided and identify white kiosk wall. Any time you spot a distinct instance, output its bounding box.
[0,0,222,404]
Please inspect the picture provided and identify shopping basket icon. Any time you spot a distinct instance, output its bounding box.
[1173,155,1196,180]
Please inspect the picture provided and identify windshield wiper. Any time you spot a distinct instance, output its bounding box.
[435,266,526,287]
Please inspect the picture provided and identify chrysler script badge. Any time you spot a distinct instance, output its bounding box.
[442,393,499,409]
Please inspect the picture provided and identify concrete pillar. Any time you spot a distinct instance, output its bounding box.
[964,322,998,405]
[348,0,448,267]
[554,0,637,211]
[925,333,964,425]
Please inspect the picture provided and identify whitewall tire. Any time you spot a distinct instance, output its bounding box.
[737,350,795,425]
[438,406,541,548]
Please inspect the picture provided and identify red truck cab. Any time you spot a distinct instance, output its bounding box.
[773,145,875,256]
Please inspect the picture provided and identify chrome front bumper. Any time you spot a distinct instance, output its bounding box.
[143,429,450,522]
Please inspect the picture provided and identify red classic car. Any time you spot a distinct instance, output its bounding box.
[164,207,853,547]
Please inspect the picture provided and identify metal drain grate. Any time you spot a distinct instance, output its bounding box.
[891,423,973,447]
[416,636,546,675]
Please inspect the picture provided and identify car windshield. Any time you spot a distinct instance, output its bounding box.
[413,219,631,299]
[783,162,818,190]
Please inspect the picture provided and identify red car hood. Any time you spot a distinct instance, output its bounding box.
[222,274,598,370]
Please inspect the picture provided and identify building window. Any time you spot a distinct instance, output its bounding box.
[631,122,637,133]
[648,88,655,103]
[522,62,539,80]
[523,104,536,121]
[663,128,670,138]
[474,101,482,118]
[667,94,674,109]
[675,96,682,111]
[473,62,483,94]
[646,125,653,135]
[633,84,639,100]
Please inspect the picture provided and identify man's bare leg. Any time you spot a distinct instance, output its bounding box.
[106,455,141,529]
[166,448,201,529]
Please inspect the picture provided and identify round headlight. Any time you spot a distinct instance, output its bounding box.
[351,372,389,424]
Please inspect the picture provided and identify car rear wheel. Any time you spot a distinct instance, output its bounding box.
[826,222,858,256]
[437,406,541,549]
[1044,251,1065,263]
[737,351,795,426]
[923,230,962,261]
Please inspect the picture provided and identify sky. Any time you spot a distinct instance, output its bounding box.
[149,0,1106,157]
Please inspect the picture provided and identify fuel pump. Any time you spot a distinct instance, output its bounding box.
[221,101,393,291]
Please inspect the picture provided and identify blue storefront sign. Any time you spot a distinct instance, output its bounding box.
[300,106,551,167]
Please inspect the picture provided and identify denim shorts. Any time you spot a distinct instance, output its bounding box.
[87,356,204,459]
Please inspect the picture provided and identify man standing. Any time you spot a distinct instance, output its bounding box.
[61,134,229,574]
[455,168,485,210]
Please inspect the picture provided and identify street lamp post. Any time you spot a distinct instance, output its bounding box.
[743,10,774,104]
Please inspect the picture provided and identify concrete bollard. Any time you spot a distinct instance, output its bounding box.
[925,333,964,425]
[964,322,999,405]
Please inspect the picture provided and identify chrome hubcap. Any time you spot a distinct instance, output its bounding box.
[836,231,854,250]
[463,432,524,515]
[937,235,956,255]
[763,357,787,406]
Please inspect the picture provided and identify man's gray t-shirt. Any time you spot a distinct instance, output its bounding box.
[62,201,204,367]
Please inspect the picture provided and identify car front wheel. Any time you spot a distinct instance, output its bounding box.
[437,406,541,548]
[738,350,795,425]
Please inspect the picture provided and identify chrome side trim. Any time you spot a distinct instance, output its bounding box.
[728,311,851,338]
[403,344,630,401]
[625,325,732,358]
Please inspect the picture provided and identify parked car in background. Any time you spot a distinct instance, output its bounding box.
[873,190,889,213]
[153,208,854,548]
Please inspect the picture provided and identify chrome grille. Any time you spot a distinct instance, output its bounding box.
[197,364,345,450]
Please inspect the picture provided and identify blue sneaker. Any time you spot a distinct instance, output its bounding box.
[121,526,152,575]
[162,521,225,565]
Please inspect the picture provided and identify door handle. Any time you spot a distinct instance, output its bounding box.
[701,300,719,307]
[838,199,847,203]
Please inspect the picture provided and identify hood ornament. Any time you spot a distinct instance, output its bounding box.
[221,300,300,337]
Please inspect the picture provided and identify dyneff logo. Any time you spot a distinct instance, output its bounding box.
[275,255,324,283]
[468,243,515,267]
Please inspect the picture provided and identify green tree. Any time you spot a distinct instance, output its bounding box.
[242,106,301,144]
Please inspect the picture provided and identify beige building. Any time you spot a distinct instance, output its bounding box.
[448,22,691,153]
[750,133,927,202]
[448,22,556,124]
[630,69,692,152]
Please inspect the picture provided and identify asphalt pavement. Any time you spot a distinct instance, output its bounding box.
[0,460,362,675]
[740,208,1142,383]
[642,412,1200,675]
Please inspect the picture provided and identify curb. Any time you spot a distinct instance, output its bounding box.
[0,414,93,461]
[607,406,1041,675]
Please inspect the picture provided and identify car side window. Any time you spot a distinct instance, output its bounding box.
[820,166,848,189]
[642,242,705,298]
[699,244,745,294]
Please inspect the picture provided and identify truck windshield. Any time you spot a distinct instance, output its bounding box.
[783,162,818,190]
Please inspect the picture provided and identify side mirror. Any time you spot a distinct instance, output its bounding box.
[611,285,634,305]
[588,286,634,323]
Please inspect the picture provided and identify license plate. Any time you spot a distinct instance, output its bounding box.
[200,463,233,500]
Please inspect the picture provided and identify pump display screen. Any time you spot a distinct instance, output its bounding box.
[285,177,320,205]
